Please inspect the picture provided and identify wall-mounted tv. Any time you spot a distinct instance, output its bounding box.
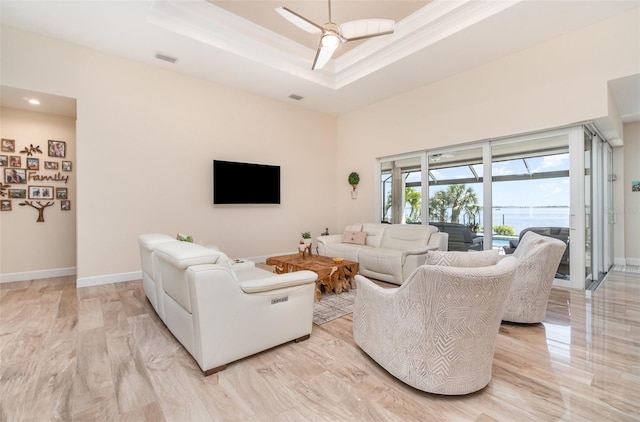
[213,160,281,204]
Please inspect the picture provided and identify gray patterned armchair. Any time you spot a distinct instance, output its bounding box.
[353,251,516,395]
[502,230,567,323]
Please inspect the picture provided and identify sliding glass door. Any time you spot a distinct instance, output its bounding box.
[378,125,614,290]
[583,128,614,290]
[491,133,570,280]
[380,155,422,224]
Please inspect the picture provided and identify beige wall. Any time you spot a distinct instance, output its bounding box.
[623,122,640,265]
[336,8,639,253]
[0,107,76,278]
[1,26,337,283]
[1,6,638,284]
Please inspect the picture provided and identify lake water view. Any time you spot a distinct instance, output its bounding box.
[487,207,570,234]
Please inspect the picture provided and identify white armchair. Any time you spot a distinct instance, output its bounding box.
[353,254,516,395]
[152,240,317,375]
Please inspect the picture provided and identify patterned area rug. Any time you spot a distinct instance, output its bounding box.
[313,289,357,325]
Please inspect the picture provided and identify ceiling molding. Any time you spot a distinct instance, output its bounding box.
[148,0,335,88]
[148,0,522,91]
[334,0,521,88]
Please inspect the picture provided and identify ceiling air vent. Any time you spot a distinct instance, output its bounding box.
[154,52,178,64]
[288,94,303,101]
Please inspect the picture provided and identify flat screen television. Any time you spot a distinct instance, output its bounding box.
[213,160,281,204]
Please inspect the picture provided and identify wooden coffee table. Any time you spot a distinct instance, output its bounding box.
[265,254,359,302]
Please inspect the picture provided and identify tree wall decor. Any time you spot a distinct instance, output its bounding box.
[19,200,54,222]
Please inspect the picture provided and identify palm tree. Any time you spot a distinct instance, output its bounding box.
[429,191,449,222]
[405,187,421,223]
[429,184,481,224]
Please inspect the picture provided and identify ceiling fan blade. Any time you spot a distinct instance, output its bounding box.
[275,7,322,34]
[339,19,395,42]
[311,44,337,70]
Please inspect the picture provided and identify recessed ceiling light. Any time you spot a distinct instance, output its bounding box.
[28,98,40,105]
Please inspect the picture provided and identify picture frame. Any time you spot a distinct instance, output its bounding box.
[27,157,39,170]
[44,161,59,170]
[48,140,66,158]
[4,168,27,184]
[0,155,7,166]
[28,186,54,200]
[633,181,640,192]
[62,161,72,172]
[1,139,15,153]
[0,199,11,211]
[61,200,71,211]
[8,189,26,199]
[56,187,68,199]
[10,156,21,167]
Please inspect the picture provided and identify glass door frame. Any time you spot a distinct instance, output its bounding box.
[377,125,598,290]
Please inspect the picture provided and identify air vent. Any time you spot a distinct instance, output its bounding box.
[154,52,178,64]
[288,94,303,101]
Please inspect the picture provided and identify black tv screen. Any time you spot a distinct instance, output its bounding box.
[213,160,281,204]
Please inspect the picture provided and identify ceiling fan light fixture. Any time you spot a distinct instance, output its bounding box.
[321,32,339,48]
[276,0,395,70]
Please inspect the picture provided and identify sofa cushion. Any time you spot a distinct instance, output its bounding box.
[342,230,367,245]
[362,224,386,248]
[380,224,437,251]
[345,223,363,232]
[323,242,371,262]
[426,249,500,267]
[154,241,222,269]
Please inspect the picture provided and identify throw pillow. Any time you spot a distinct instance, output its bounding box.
[343,230,367,245]
[426,249,500,267]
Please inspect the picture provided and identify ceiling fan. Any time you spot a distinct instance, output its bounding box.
[276,0,395,70]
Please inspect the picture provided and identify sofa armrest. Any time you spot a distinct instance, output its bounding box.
[238,270,317,294]
[428,232,449,251]
[400,245,438,265]
[316,234,344,255]
[316,234,343,245]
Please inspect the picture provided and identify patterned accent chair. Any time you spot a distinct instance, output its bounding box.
[502,230,567,323]
[353,251,517,395]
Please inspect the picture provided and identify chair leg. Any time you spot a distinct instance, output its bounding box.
[203,364,227,376]
[294,334,310,343]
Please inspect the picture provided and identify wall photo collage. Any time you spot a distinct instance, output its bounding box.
[0,138,72,222]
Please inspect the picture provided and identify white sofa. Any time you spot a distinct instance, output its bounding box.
[138,233,177,322]
[316,223,448,285]
[138,235,317,375]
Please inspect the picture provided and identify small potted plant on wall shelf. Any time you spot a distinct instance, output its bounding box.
[301,231,312,246]
[348,172,360,199]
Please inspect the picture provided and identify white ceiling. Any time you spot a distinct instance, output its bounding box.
[0,0,638,120]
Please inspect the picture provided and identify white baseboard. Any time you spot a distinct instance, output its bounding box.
[243,252,297,265]
[0,267,76,284]
[77,271,142,288]
[626,257,640,267]
[614,257,627,266]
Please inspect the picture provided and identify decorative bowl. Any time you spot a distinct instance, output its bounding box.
[332,257,344,264]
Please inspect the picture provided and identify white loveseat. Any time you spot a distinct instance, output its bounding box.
[316,223,448,285]
[138,235,317,375]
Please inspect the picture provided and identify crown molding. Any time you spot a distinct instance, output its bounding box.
[148,0,521,90]
[334,0,521,88]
